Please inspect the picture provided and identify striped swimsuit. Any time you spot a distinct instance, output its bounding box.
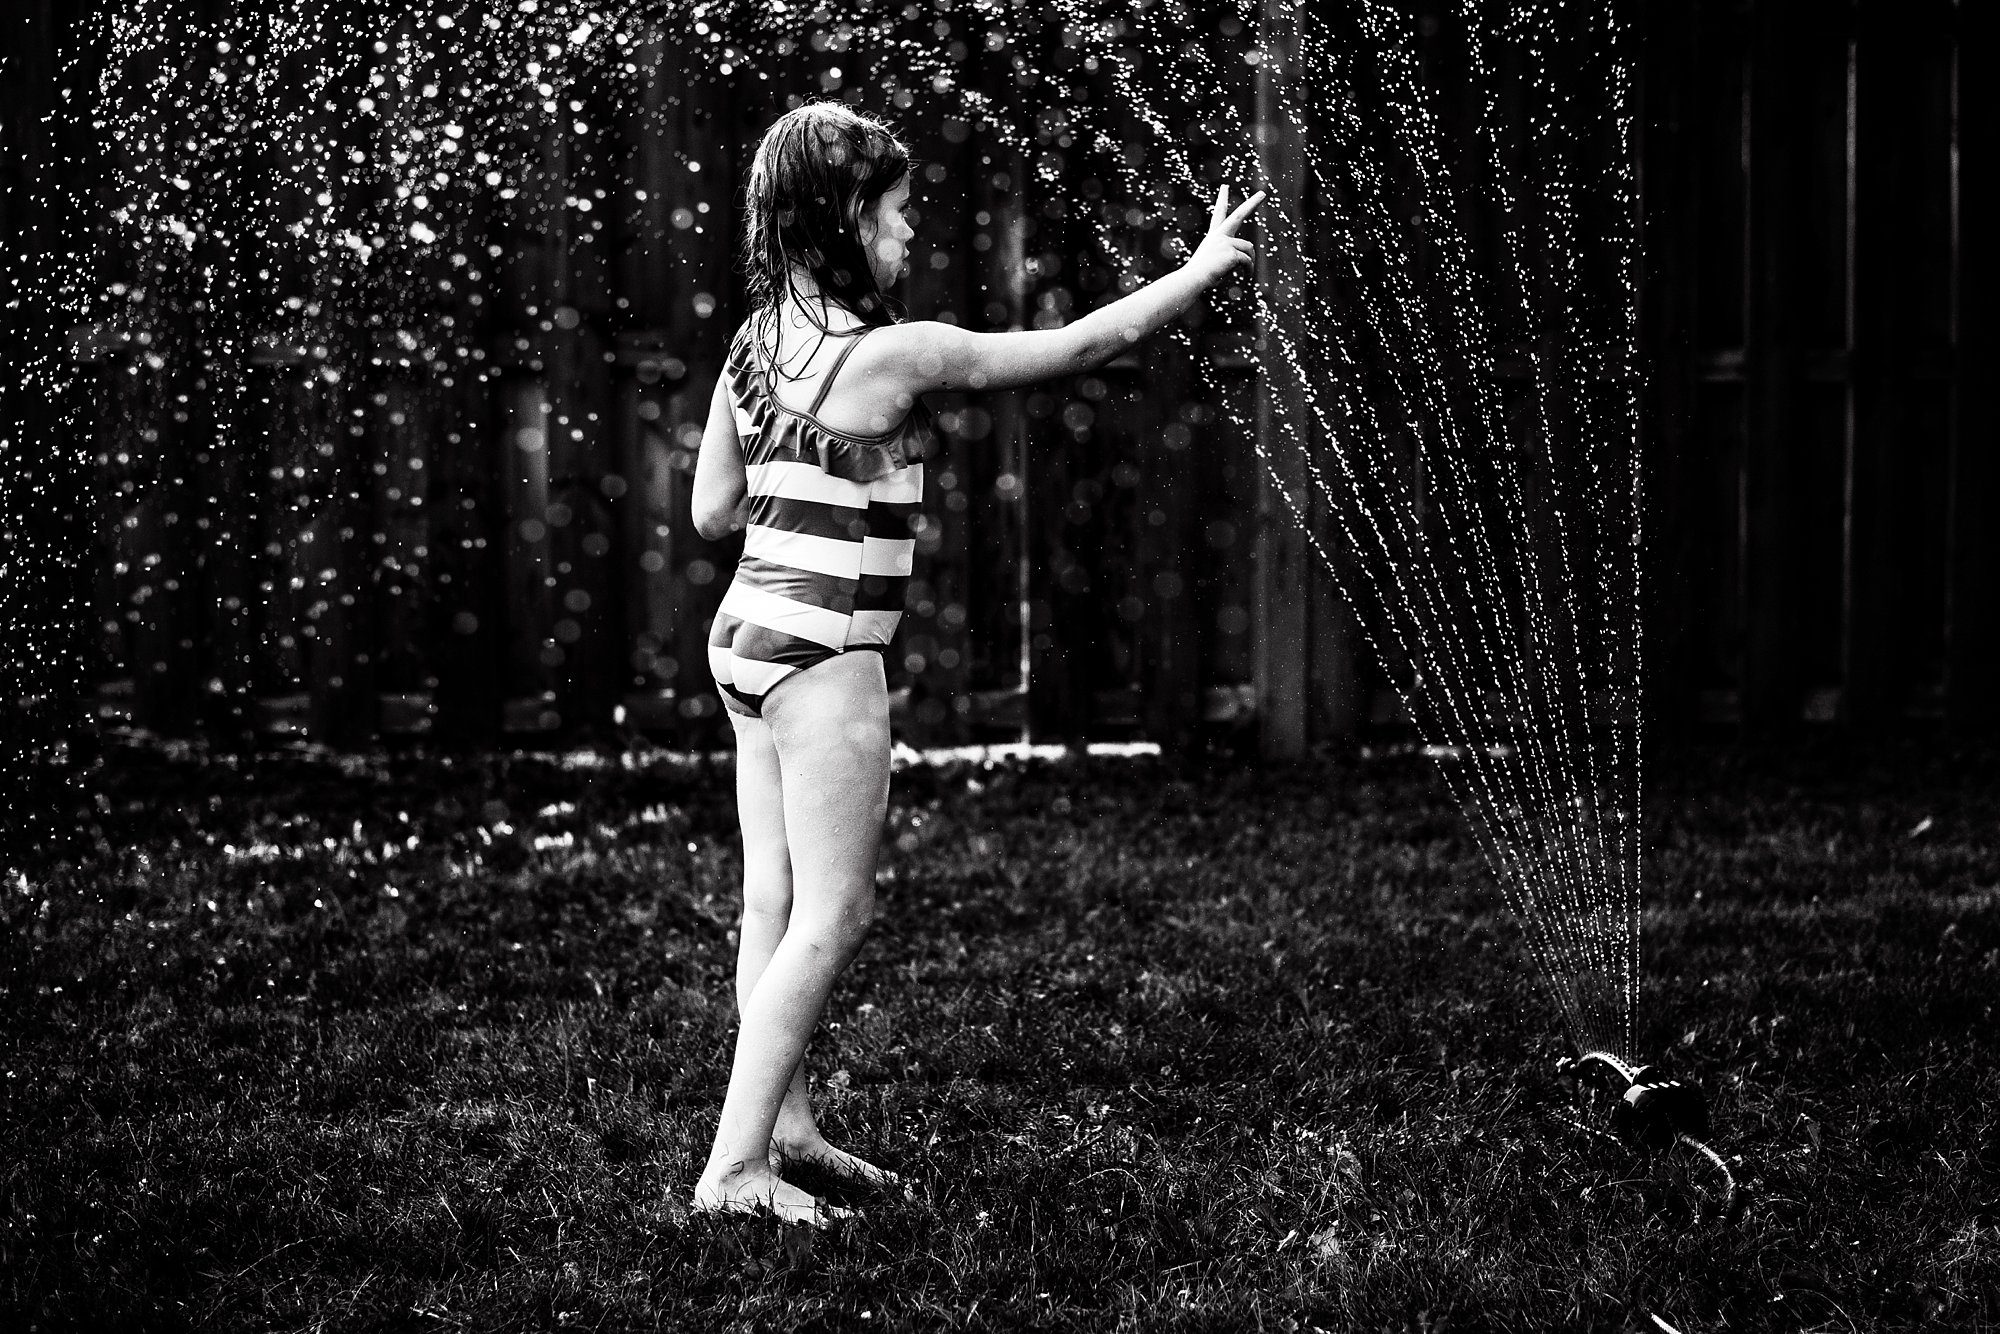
[707,317,935,718]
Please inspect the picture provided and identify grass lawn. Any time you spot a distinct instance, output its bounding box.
[3,736,1996,1332]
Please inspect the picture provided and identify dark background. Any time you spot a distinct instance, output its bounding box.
[4,1,1993,869]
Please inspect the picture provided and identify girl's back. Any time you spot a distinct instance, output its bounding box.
[707,307,931,717]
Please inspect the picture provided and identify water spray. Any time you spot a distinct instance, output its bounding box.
[1560,1050,1738,1219]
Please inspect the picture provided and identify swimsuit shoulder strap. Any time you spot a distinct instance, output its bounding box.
[805,327,874,416]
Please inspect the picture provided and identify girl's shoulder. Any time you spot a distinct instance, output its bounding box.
[832,317,947,376]
[727,314,783,380]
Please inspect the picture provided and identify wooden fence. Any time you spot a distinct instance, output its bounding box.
[1643,0,1996,733]
[60,0,2000,759]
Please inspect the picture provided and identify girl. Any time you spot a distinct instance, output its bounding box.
[691,101,1262,1226]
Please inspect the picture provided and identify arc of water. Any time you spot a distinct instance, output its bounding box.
[1094,20,1569,896]
[1462,1,1647,1054]
[1231,393,1594,1041]
[1454,2,1620,990]
[1599,0,1645,1060]
[1344,3,1628,1035]
[1077,8,1587,1019]
[1256,13,1632,1056]
[1277,12,1614,1001]
[1081,8,1622,1046]
[1246,309,1600,1043]
[1326,0,1642,1049]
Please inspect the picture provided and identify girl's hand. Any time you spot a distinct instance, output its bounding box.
[1185,184,1266,287]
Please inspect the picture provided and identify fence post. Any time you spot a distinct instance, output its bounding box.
[365,350,436,740]
[610,30,682,738]
[231,339,314,747]
[656,58,738,749]
[968,144,1032,743]
[1741,0,1803,735]
[1254,0,1311,759]
[428,343,505,747]
[1138,328,1204,755]
[127,354,203,740]
[899,113,979,746]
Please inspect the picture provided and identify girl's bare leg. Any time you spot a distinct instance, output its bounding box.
[725,709,895,1185]
[694,651,891,1223]
[723,713,814,1150]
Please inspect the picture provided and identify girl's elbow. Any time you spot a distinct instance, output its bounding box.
[691,498,733,542]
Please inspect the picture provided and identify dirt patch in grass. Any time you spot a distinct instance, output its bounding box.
[3,738,1996,1331]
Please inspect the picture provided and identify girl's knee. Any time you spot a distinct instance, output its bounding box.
[742,888,792,933]
[803,888,875,956]
[843,890,876,937]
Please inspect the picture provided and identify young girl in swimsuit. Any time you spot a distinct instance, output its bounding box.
[690,101,1263,1226]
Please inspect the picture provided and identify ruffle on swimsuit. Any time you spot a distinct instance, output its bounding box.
[746,323,936,482]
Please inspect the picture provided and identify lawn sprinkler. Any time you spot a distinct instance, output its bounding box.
[1559,1050,1738,1220]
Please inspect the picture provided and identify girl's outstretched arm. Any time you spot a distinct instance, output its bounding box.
[691,373,749,541]
[877,184,1265,396]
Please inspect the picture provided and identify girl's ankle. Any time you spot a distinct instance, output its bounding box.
[701,1151,771,1184]
[770,1124,823,1150]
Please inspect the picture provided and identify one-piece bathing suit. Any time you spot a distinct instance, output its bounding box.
[707,317,936,718]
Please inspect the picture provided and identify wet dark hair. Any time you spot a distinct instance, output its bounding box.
[742,102,910,359]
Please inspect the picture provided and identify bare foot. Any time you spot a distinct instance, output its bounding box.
[770,1131,903,1190]
[693,1158,851,1228]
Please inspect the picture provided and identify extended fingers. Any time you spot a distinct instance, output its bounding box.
[1210,182,1230,227]
[1224,189,1268,231]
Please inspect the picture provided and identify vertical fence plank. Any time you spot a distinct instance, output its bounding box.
[1136,328,1205,754]
[318,351,380,749]
[1022,169,1089,739]
[898,112,978,745]
[1948,1,1997,723]
[967,143,1031,742]
[487,119,570,738]
[1639,0,1694,734]
[1851,1,1957,725]
[497,370,557,734]
[88,342,154,732]
[662,65,737,748]
[540,123,590,739]
[1686,0,1752,726]
[610,30,683,737]
[545,82,621,740]
[428,344,505,747]
[1254,0,1311,759]
[192,365,257,746]
[133,358,203,739]
[1741,0,1804,732]
[368,369,435,737]
[233,349,305,744]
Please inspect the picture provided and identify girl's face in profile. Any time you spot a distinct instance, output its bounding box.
[856,174,915,292]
